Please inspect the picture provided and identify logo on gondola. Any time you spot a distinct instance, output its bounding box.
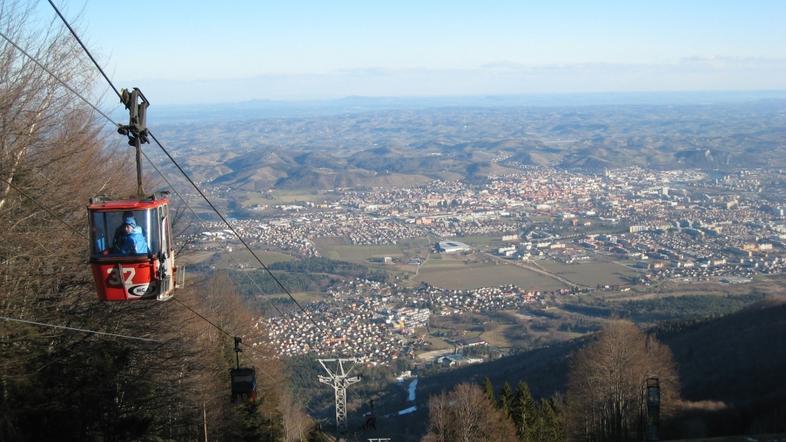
[129,284,150,297]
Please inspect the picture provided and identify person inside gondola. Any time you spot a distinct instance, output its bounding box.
[113,213,149,255]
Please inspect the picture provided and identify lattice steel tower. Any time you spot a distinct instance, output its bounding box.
[318,358,361,433]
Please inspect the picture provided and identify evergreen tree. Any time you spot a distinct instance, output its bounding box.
[530,397,566,442]
[511,381,537,441]
[499,382,514,417]
[483,376,495,404]
[224,402,282,442]
[307,424,333,442]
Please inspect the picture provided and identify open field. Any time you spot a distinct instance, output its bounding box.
[448,235,503,249]
[314,238,432,264]
[212,248,294,268]
[177,250,216,265]
[538,257,640,287]
[414,258,567,290]
[429,309,592,353]
[234,189,342,209]
[480,323,515,348]
[602,275,786,302]
[318,243,405,263]
[269,190,326,203]
[423,335,453,351]
[235,194,274,208]
[415,255,468,268]
[179,248,293,268]
[253,291,325,304]
[416,348,456,361]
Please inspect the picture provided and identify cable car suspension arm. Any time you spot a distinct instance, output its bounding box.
[117,88,150,198]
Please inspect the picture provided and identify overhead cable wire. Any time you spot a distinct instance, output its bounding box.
[0,28,241,343]
[1,177,87,239]
[150,131,320,328]
[140,151,289,319]
[4,19,299,337]
[47,3,323,331]
[149,131,320,329]
[172,298,235,338]
[0,30,117,125]
[1,315,161,343]
[5,169,237,343]
[46,0,122,99]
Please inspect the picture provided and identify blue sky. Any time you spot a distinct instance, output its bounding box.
[37,1,786,104]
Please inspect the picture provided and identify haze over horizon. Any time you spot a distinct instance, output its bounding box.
[38,0,786,104]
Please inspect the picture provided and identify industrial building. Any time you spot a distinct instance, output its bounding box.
[436,240,472,254]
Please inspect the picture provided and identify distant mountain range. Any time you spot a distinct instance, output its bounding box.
[154,98,786,191]
[148,91,786,124]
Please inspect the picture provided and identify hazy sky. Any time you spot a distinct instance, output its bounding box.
[37,1,786,104]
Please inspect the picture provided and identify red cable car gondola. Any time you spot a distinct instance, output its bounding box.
[87,87,177,301]
[88,193,176,301]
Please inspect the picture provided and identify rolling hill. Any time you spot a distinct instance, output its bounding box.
[155,101,786,191]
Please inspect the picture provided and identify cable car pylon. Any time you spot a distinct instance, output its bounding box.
[318,358,361,434]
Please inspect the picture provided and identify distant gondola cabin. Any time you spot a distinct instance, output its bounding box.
[87,193,175,301]
[230,367,257,403]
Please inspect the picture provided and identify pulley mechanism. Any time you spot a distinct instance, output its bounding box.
[233,336,242,370]
[117,88,150,198]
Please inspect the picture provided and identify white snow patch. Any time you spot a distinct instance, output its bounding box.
[407,378,418,402]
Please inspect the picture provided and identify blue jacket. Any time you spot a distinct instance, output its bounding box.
[116,219,149,255]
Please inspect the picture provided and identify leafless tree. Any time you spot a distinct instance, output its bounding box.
[279,386,315,441]
[0,3,309,439]
[566,320,680,441]
[0,3,239,438]
[1,0,132,366]
[423,382,517,442]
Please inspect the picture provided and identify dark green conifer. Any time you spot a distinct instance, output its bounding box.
[483,376,496,404]
[531,396,566,442]
[499,382,514,416]
[512,381,537,441]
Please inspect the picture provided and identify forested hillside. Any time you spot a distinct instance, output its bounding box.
[412,299,786,440]
[0,3,314,440]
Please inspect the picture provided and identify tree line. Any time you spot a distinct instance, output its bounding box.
[422,320,680,441]
[422,378,564,442]
[269,257,389,282]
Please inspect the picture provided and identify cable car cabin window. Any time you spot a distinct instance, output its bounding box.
[90,209,162,258]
